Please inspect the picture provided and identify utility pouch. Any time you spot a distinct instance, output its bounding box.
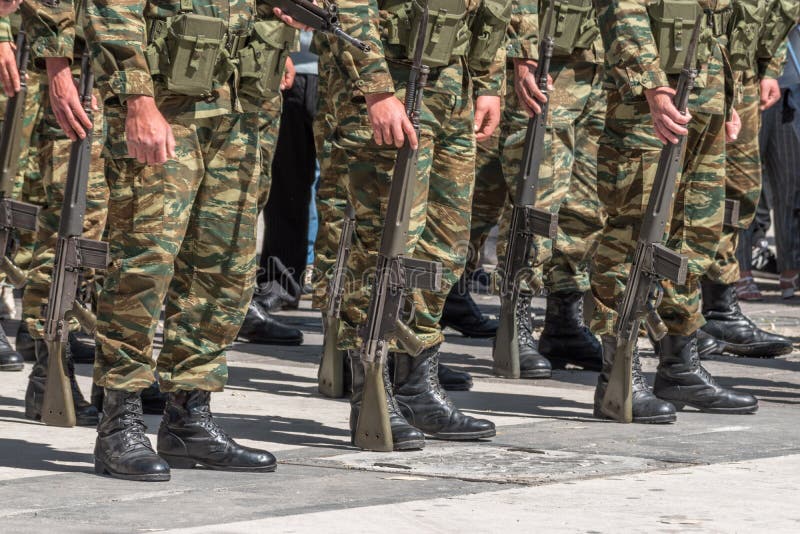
[467,0,512,71]
[728,1,765,71]
[544,0,597,55]
[147,13,228,97]
[647,0,703,74]
[238,21,297,99]
[758,0,799,60]
[381,0,469,67]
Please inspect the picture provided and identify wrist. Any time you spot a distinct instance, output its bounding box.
[45,57,71,78]
[126,95,157,112]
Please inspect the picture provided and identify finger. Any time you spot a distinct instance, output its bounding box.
[655,120,678,144]
[652,123,670,145]
[391,119,405,148]
[53,109,78,141]
[402,117,418,150]
[524,76,547,104]
[166,126,176,159]
[153,137,168,165]
[65,108,87,140]
[473,106,486,134]
[0,63,12,97]
[373,126,383,146]
[127,141,141,162]
[381,123,394,147]
[72,100,93,131]
[658,113,689,138]
[9,61,19,93]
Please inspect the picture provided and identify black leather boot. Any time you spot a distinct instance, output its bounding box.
[15,322,36,363]
[236,300,303,345]
[538,291,602,371]
[0,323,23,371]
[654,333,759,414]
[696,329,724,360]
[157,390,277,471]
[515,293,552,378]
[252,280,295,312]
[25,340,99,426]
[440,273,498,338]
[438,362,473,391]
[94,389,171,482]
[394,347,496,440]
[594,337,676,423]
[92,380,167,415]
[348,350,425,451]
[69,331,96,364]
[701,280,793,357]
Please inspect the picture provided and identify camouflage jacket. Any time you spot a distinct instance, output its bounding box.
[19,0,78,67]
[334,0,510,97]
[0,17,11,43]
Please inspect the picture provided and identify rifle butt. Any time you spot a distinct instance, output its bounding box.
[71,301,98,335]
[600,339,634,423]
[41,341,77,427]
[353,360,393,452]
[1,256,28,289]
[492,298,521,378]
[318,315,346,398]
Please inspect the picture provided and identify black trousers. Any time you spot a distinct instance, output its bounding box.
[260,73,319,294]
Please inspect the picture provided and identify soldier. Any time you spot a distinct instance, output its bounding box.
[472,0,607,378]
[332,0,507,449]
[592,0,757,423]
[698,0,798,359]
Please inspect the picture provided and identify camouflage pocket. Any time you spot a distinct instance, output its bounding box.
[238,21,297,100]
[647,0,704,74]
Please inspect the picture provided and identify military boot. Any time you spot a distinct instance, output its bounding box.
[440,273,498,338]
[15,322,36,362]
[94,389,170,482]
[0,323,23,371]
[438,362,473,391]
[515,292,552,378]
[653,333,759,414]
[701,280,793,357]
[394,346,496,440]
[348,350,425,451]
[593,337,676,423]
[696,329,724,360]
[236,300,303,345]
[157,390,277,471]
[92,380,167,415]
[25,340,98,426]
[538,291,602,371]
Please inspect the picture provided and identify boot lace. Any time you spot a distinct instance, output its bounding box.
[515,295,535,347]
[631,349,650,391]
[428,356,455,409]
[120,397,151,449]
[189,395,232,441]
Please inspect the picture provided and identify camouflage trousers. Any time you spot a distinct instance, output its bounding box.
[257,94,282,210]
[472,58,606,293]
[591,91,726,336]
[95,105,263,393]
[706,73,762,285]
[335,67,476,351]
[22,86,109,339]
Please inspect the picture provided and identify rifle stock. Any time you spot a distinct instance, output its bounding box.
[600,16,702,423]
[41,340,76,427]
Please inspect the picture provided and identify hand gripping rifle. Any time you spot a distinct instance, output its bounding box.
[267,0,371,52]
[0,29,41,288]
[353,5,441,452]
[318,200,355,398]
[491,6,558,378]
[600,16,703,423]
[41,52,110,427]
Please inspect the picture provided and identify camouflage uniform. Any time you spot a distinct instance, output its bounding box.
[85,1,289,392]
[591,0,731,337]
[333,0,508,351]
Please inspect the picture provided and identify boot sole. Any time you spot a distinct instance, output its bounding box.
[393,439,426,451]
[94,459,171,482]
[235,336,303,346]
[427,429,496,440]
[440,383,473,392]
[593,408,676,424]
[717,342,794,358]
[160,453,277,472]
[0,363,24,372]
[519,369,552,379]
[671,402,759,415]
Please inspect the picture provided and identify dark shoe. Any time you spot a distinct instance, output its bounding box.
[348,350,425,451]
[260,256,302,309]
[701,280,793,358]
[15,322,36,363]
[593,337,676,424]
[0,323,23,371]
[696,329,724,360]
[654,333,758,414]
[253,280,295,313]
[441,273,498,338]
[538,291,602,371]
[394,347,495,440]
[94,389,171,482]
[157,390,277,471]
[69,331,96,364]
[25,340,99,426]
[236,301,303,345]
[438,362,473,391]
[92,380,169,416]
[515,293,551,379]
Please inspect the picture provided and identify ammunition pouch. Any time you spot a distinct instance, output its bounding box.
[145,13,229,97]
[648,0,706,74]
[543,0,598,56]
[380,0,470,67]
[237,21,297,99]
[727,0,766,71]
[758,0,799,61]
[467,0,512,71]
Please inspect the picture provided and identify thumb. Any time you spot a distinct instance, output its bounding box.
[474,105,486,133]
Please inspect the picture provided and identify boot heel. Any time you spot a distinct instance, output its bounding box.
[94,459,107,475]
[160,454,197,469]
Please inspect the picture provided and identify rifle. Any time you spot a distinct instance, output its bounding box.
[267,0,371,52]
[492,7,558,378]
[0,29,40,289]
[318,200,355,398]
[600,16,702,423]
[41,52,110,427]
[353,5,441,452]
